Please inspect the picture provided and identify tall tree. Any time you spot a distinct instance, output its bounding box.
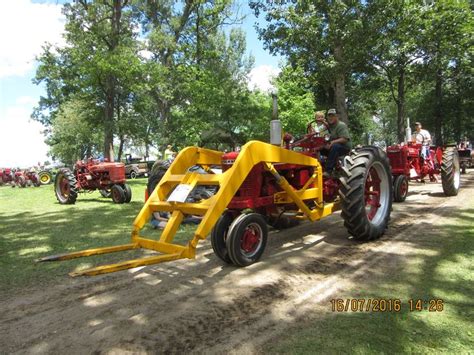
[250,0,369,124]
[34,0,140,161]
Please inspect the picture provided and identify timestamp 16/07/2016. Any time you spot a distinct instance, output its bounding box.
[330,298,444,312]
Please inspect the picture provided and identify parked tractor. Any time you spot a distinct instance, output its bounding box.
[457,142,473,174]
[386,142,460,202]
[54,158,132,204]
[39,120,393,277]
[0,168,14,186]
[24,170,41,187]
[13,170,27,188]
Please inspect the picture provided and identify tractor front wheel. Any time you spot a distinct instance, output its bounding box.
[226,213,268,267]
[122,184,132,203]
[211,212,235,264]
[339,146,393,241]
[54,169,78,204]
[393,175,408,202]
[111,184,126,204]
[441,147,460,196]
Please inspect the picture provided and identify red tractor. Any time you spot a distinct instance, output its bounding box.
[24,170,41,187]
[387,142,460,202]
[0,168,14,186]
[12,169,27,188]
[54,158,132,204]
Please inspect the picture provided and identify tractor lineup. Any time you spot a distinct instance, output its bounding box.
[387,142,460,202]
[0,168,42,188]
[54,158,132,204]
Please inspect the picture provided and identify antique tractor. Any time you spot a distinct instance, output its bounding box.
[0,168,14,186]
[39,120,393,276]
[457,142,473,174]
[386,142,460,202]
[54,158,132,204]
[24,170,41,187]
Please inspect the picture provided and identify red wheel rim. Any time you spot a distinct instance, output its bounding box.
[400,178,408,197]
[59,177,70,197]
[112,188,121,201]
[365,167,381,221]
[240,223,262,256]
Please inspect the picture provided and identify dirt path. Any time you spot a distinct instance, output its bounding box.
[1,172,473,354]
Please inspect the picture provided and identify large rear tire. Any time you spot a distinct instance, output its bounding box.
[339,147,393,241]
[393,175,408,202]
[226,213,268,267]
[441,147,460,196]
[211,212,235,264]
[55,168,78,204]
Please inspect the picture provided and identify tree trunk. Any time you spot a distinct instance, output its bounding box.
[396,67,405,143]
[117,134,124,161]
[333,44,348,125]
[104,75,115,162]
[434,67,443,145]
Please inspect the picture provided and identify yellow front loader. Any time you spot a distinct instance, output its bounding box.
[38,137,393,276]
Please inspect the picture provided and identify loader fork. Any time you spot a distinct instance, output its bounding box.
[38,141,338,276]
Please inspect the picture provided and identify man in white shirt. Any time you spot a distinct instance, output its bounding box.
[414,122,431,159]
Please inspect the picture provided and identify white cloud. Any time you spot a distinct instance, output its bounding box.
[0,0,65,78]
[248,65,280,92]
[0,106,49,167]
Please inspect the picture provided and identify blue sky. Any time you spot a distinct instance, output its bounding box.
[0,0,281,167]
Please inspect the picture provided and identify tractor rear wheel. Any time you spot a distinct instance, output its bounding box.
[441,147,460,196]
[211,212,235,264]
[55,169,78,204]
[393,175,408,202]
[226,213,268,267]
[339,147,393,241]
[38,171,52,185]
[111,184,126,204]
[122,184,132,203]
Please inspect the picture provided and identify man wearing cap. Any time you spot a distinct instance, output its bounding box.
[414,122,431,159]
[316,108,352,178]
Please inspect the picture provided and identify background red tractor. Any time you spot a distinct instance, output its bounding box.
[24,170,41,187]
[387,142,460,202]
[54,158,132,204]
[0,168,14,186]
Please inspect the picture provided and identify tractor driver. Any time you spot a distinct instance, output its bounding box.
[316,108,352,178]
[414,122,432,159]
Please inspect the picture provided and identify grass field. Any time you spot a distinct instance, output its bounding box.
[269,212,474,354]
[0,180,196,291]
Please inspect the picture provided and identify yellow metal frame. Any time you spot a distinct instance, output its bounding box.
[38,141,339,276]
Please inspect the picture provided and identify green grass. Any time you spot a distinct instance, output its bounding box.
[267,210,474,354]
[0,180,196,292]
